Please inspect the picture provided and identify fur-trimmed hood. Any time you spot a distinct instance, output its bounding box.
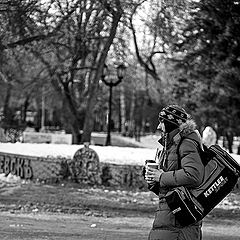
[179,119,202,146]
[179,119,197,137]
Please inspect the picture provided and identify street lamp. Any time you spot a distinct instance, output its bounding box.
[101,64,126,146]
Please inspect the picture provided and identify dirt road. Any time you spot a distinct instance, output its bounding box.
[0,183,240,239]
[0,212,240,240]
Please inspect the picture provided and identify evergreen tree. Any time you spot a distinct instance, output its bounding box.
[175,0,240,150]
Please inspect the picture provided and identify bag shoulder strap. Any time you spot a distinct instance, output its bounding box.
[177,137,205,169]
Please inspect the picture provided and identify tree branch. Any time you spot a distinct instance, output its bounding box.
[0,0,80,51]
[129,11,161,82]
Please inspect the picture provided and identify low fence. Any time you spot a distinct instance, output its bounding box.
[0,145,147,189]
[0,152,64,180]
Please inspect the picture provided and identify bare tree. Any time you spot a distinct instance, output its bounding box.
[24,0,125,143]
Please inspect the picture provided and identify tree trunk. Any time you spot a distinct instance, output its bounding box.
[81,8,122,143]
[22,95,30,123]
[3,83,12,126]
[128,89,136,137]
[81,96,96,143]
[119,84,126,135]
[71,120,81,144]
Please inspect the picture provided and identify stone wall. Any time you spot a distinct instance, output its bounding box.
[0,147,148,190]
[0,152,66,181]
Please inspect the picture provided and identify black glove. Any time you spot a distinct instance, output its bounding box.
[148,182,160,196]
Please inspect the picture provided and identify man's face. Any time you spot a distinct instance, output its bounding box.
[157,121,165,137]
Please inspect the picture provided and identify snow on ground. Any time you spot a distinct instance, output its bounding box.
[0,142,82,160]
[217,194,240,210]
[0,142,157,166]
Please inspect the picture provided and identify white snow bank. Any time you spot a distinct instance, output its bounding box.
[0,143,157,166]
[0,142,82,159]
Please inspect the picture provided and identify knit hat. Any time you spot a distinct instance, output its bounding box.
[158,105,188,128]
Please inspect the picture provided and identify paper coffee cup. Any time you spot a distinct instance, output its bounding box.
[147,163,159,169]
[145,162,158,181]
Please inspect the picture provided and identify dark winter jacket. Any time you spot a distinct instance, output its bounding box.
[148,120,204,240]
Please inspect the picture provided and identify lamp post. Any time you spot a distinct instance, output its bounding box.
[101,64,126,146]
[41,85,45,132]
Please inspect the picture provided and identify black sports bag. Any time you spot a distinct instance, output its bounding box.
[165,140,240,227]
